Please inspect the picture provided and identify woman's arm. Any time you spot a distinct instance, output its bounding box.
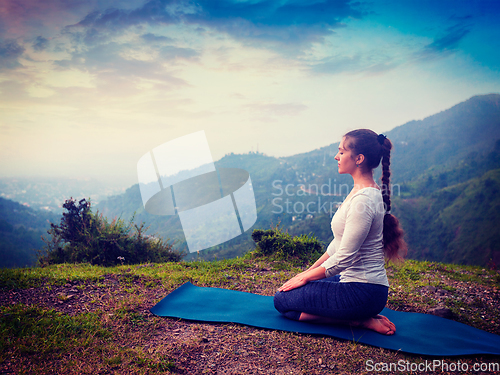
[293,250,330,278]
[278,266,326,292]
[278,243,331,291]
[306,251,330,271]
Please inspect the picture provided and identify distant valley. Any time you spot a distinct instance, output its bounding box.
[0,177,126,212]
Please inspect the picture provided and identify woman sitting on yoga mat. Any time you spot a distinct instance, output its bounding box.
[274,129,407,335]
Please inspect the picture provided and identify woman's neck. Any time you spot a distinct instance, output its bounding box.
[350,170,378,190]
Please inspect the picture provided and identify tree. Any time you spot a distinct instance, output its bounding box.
[39,198,183,266]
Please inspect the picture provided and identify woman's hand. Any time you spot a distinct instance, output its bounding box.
[278,274,308,292]
[278,267,326,292]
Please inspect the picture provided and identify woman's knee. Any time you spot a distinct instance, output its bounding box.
[274,291,301,320]
[273,291,286,313]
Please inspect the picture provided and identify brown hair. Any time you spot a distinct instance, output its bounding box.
[344,129,407,263]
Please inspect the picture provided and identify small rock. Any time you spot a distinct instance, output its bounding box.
[427,306,453,319]
[423,286,437,293]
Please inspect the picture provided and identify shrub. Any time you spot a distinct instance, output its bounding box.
[251,226,323,263]
[38,198,183,266]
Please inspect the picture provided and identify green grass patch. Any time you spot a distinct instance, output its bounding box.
[0,304,110,360]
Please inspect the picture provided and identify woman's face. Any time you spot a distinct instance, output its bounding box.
[335,137,358,174]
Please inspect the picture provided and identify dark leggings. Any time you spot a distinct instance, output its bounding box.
[274,275,388,321]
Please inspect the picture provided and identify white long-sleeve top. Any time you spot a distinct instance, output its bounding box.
[321,187,389,287]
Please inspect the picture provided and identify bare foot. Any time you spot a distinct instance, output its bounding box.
[360,315,396,335]
[299,312,336,324]
[299,313,396,335]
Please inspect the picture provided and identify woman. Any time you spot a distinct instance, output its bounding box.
[274,129,407,335]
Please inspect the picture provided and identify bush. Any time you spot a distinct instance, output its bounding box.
[251,226,323,263]
[38,198,183,266]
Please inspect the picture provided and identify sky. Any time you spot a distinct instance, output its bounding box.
[1,0,500,188]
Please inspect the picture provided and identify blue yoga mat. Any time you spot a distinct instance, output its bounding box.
[150,282,500,356]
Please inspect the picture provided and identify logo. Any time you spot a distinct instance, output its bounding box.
[137,131,257,252]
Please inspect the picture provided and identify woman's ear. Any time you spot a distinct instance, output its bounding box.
[356,154,365,165]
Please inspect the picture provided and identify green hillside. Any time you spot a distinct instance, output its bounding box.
[395,169,500,266]
[0,198,59,268]
[388,94,500,181]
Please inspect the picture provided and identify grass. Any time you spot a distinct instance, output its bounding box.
[1,253,499,374]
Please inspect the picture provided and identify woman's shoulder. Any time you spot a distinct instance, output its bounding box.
[352,187,382,201]
[347,188,383,212]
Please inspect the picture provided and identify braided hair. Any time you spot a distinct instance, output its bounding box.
[344,129,407,262]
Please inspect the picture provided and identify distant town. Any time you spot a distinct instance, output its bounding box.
[0,177,126,212]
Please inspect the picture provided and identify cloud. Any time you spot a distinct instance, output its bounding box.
[308,52,401,77]
[0,79,30,101]
[51,40,192,97]
[65,0,364,50]
[425,25,470,53]
[159,45,199,60]
[309,54,362,75]
[185,0,363,50]
[141,33,174,43]
[0,0,95,39]
[415,23,471,62]
[33,36,49,51]
[0,39,25,70]
[195,0,360,27]
[72,0,362,30]
[68,2,179,35]
[7,0,369,80]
